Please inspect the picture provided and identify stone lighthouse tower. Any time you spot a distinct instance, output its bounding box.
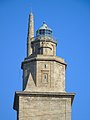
[13,11,75,120]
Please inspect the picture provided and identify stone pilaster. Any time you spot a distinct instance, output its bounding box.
[27,11,34,57]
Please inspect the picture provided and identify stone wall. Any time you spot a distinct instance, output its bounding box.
[22,56,66,92]
[18,94,71,120]
[31,40,56,56]
[23,61,36,90]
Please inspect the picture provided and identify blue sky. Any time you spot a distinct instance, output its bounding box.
[0,0,90,120]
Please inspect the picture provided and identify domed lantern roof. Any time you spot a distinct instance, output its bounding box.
[36,22,52,37]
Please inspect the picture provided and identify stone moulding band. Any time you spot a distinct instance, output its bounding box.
[13,91,75,110]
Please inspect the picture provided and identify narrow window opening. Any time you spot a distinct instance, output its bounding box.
[44,75,46,80]
[45,64,46,68]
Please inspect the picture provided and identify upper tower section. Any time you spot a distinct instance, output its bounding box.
[27,11,34,57]
[22,12,67,92]
[36,22,52,37]
[31,22,57,56]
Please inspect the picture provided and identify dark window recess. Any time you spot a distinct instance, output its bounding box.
[44,75,46,79]
[45,64,46,68]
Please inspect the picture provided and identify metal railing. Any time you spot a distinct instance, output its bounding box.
[30,35,57,43]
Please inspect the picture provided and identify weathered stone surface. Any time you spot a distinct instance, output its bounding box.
[31,39,57,56]
[14,92,75,120]
[22,55,66,92]
[27,12,34,56]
